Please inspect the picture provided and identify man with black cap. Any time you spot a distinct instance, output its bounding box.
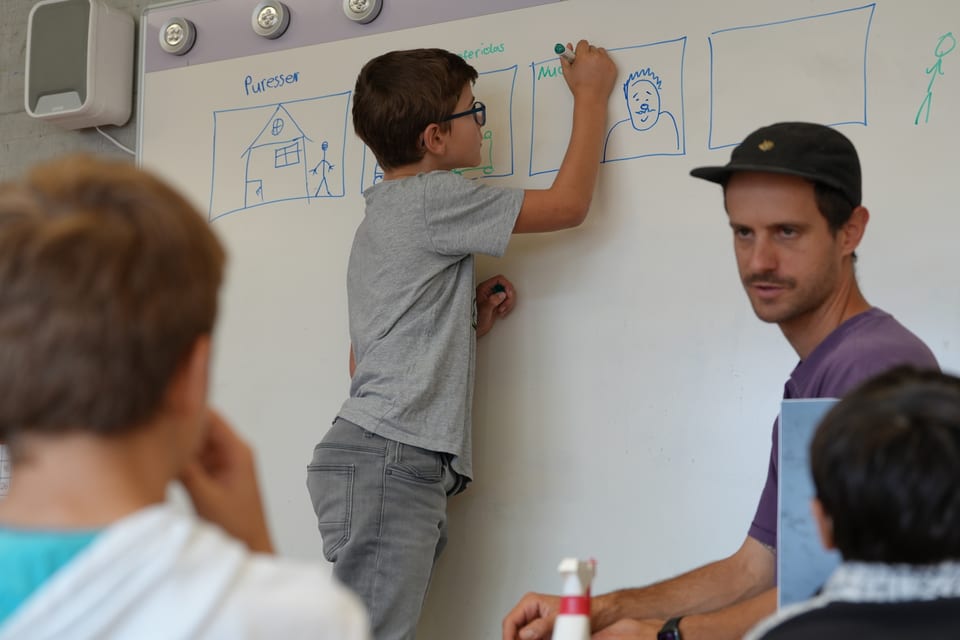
[502,122,939,640]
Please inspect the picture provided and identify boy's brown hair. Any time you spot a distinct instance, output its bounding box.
[0,155,225,446]
[352,48,478,170]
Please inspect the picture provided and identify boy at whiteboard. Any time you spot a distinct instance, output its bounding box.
[0,156,369,640]
[306,42,617,639]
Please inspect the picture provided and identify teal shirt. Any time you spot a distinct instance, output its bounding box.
[0,528,100,624]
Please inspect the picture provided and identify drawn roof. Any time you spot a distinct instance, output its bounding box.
[241,104,311,156]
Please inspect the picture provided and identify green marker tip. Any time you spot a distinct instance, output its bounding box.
[554,43,575,63]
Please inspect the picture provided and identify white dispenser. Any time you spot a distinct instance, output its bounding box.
[551,558,595,640]
[25,0,134,129]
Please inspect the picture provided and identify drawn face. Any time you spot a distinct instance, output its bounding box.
[627,79,661,131]
[444,83,484,170]
[725,172,846,331]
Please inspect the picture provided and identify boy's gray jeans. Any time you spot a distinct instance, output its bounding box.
[307,418,462,640]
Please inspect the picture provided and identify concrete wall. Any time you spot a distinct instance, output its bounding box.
[1,0,151,181]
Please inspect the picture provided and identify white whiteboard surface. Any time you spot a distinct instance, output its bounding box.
[139,1,960,637]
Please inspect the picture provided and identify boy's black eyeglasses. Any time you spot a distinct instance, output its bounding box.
[442,101,486,126]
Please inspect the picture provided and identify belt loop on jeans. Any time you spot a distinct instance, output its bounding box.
[387,438,401,464]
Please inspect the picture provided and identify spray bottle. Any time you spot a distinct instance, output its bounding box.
[551,557,596,640]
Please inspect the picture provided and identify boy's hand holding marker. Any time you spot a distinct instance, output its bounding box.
[476,275,516,338]
[552,40,617,180]
[556,40,616,100]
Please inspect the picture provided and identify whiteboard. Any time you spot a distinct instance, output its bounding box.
[138,1,960,637]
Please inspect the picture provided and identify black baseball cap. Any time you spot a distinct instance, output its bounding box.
[690,122,861,206]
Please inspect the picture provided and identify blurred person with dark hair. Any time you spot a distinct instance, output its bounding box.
[747,366,960,639]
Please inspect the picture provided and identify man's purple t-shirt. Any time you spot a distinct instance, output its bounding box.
[748,308,939,548]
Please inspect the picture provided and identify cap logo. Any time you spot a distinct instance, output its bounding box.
[758,139,775,152]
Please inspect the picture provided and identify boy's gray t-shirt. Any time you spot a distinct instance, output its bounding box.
[337,170,523,480]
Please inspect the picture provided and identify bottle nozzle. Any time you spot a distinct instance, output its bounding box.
[557,557,596,596]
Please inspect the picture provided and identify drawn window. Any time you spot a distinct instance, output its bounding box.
[272,117,285,136]
[275,142,301,168]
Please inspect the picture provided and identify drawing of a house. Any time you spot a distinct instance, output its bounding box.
[241,104,311,207]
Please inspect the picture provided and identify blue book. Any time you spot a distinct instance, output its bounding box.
[777,398,841,608]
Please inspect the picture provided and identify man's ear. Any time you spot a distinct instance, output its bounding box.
[166,335,212,416]
[840,205,869,256]
[811,498,836,550]
[420,122,447,156]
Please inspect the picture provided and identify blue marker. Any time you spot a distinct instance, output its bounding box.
[554,43,575,64]
[491,283,506,295]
